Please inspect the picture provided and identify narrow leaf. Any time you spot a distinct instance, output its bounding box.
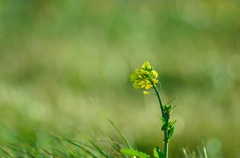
[76,130,109,158]
[120,148,150,158]
[103,114,132,149]
[153,146,164,158]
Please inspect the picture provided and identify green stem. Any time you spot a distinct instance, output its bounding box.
[152,82,169,158]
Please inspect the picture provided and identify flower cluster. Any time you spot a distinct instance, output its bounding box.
[130,61,159,95]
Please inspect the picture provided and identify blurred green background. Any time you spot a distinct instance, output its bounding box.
[0,0,240,157]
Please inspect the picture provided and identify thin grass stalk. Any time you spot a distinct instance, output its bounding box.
[76,130,109,158]
[103,114,132,149]
[0,147,14,158]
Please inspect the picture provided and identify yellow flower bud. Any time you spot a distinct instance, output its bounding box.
[135,69,141,74]
[139,81,146,88]
[153,79,159,84]
[143,91,149,95]
[142,61,152,70]
[139,69,149,75]
[152,70,158,78]
[145,84,153,90]
[130,73,139,82]
[133,83,140,89]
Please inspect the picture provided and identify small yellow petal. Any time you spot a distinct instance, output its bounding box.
[133,83,140,89]
[142,61,152,70]
[145,80,151,84]
[135,69,141,74]
[139,81,145,88]
[139,69,149,75]
[152,70,158,78]
[130,73,139,82]
[143,91,149,95]
[145,84,153,90]
[153,79,159,84]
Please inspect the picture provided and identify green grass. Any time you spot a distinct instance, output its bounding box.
[0,129,125,158]
[0,120,209,158]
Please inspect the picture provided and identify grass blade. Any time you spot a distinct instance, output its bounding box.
[0,147,14,158]
[102,114,132,149]
[76,129,109,158]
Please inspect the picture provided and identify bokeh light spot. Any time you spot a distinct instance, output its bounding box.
[227,54,240,80]
[206,137,222,157]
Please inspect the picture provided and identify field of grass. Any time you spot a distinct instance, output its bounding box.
[0,0,240,157]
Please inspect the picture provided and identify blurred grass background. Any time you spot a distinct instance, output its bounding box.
[0,0,240,157]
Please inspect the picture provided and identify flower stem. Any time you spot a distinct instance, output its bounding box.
[152,82,169,158]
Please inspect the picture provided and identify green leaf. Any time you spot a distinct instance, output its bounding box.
[170,120,177,126]
[120,148,150,158]
[168,126,175,140]
[161,117,167,131]
[161,117,166,124]
[161,124,167,131]
[153,146,165,158]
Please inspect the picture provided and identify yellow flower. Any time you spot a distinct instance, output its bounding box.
[143,91,149,95]
[130,61,159,93]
